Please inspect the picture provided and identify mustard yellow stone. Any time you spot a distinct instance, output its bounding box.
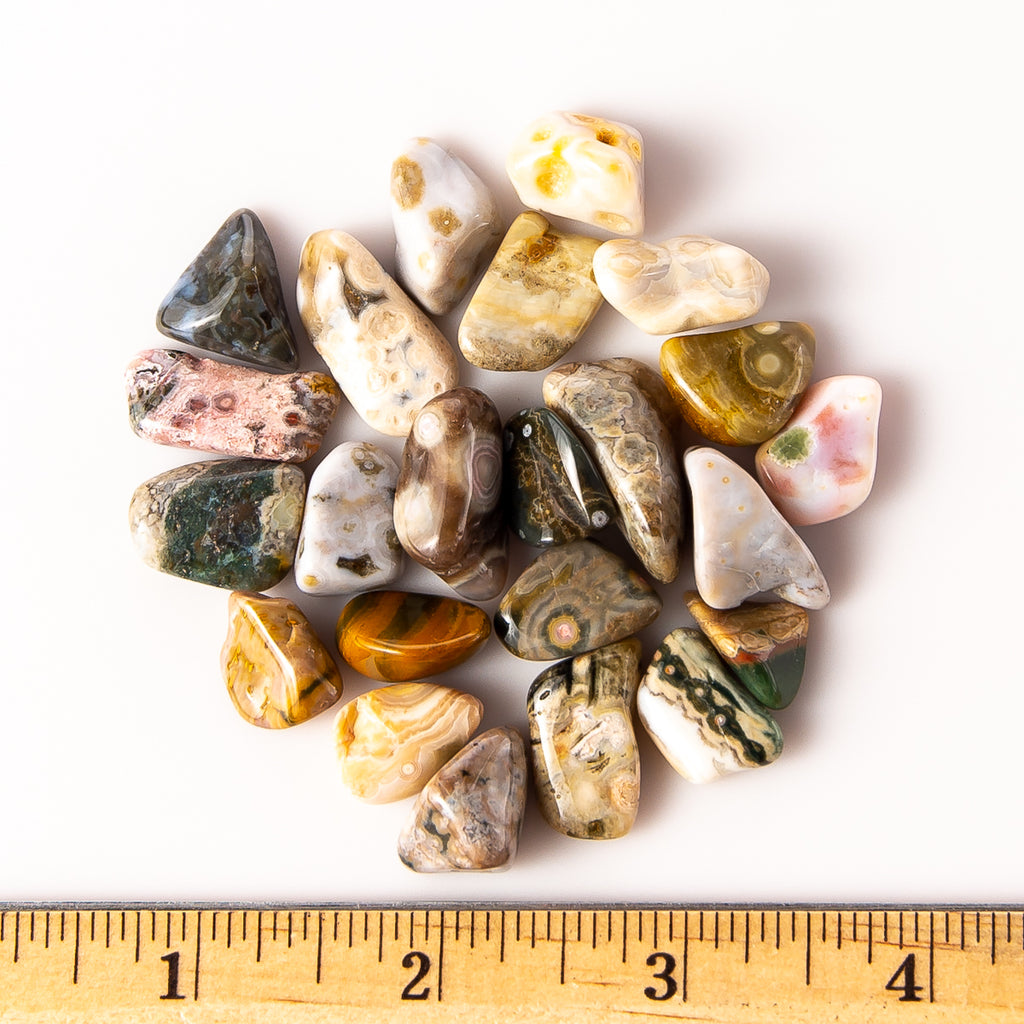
[220,592,343,729]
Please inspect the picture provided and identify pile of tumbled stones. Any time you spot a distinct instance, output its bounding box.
[127,112,881,872]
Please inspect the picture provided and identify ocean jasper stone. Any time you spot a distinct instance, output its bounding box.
[335,683,483,804]
[296,230,458,437]
[126,349,341,462]
[294,441,403,595]
[686,447,829,610]
[503,407,616,546]
[394,387,508,600]
[398,727,527,872]
[458,212,603,372]
[391,138,503,315]
[156,209,298,371]
[685,592,808,710]
[335,590,490,682]
[756,375,882,526]
[659,322,816,445]
[528,639,641,840]
[638,628,783,783]
[128,459,305,591]
[495,540,661,661]
[221,592,343,728]
[544,358,683,583]
[506,112,644,235]
[593,235,769,335]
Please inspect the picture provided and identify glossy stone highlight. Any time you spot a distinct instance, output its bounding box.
[495,540,662,661]
[398,727,527,872]
[659,322,815,445]
[221,592,343,728]
[156,209,298,370]
[336,591,491,682]
[126,349,341,462]
[638,628,783,783]
[528,639,641,839]
[335,683,483,804]
[128,459,305,591]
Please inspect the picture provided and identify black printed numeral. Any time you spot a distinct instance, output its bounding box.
[885,953,924,1002]
[644,951,678,1001]
[159,951,186,1000]
[401,950,431,1000]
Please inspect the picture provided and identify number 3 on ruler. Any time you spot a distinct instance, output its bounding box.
[644,951,678,1001]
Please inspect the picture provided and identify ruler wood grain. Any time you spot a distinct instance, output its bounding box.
[2,905,1022,1022]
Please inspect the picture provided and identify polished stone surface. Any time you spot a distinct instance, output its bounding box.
[756,375,882,525]
[685,591,808,709]
[398,727,527,872]
[544,358,683,583]
[458,212,603,371]
[296,230,458,436]
[394,386,508,600]
[335,683,483,804]
[495,540,661,660]
[128,458,305,591]
[528,639,641,839]
[156,209,299,371]
[126,348,341,462]
[221,591,343,728]
[295,442,403,595]
[503,407,616,546]
[336,590,491,682]
[391,138,503,315]
[659,322,815,445]
[685,447,829,610]
[638,627,783,783]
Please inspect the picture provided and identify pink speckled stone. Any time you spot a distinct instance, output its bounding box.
[755,375,881,526]
[126,348,342,462]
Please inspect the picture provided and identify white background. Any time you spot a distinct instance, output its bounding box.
[2,0,1021,906]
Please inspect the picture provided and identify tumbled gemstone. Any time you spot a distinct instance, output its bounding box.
[458,212,603,371]
[156,208,298,371]
[128,458,305,591]
[296,230,458,437]
[495,540,661,661]
[335,590,491,682]
[528,639,641,839]
[685,447,829,610]
[394,387,508,600]
[506,112,644,235]
[398,727,527,872]
[295,442,404,595]
[756,375,882,525]
[391,138,503,315]
[126,349,341,462]
[503,407,616,546]
[544,358,683,583]
[684,592,808,710]
[335,683,483,804]
[593,235,769,335]
[659,322,816,445]
[638,627,783,783]
[221,591,343,728]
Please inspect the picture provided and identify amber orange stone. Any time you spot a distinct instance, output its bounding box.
[336,590,491,682]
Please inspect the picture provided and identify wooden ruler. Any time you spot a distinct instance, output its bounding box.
[2,904,1023,1022]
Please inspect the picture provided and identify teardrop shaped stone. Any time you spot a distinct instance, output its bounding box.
[638,627,783,783]
[156,209,299,371]
[335,683,483,804]
[503,407,616,546]
[221,592,343,729]
[336,590,491,682]
[128,458,305,591]
[495,540,662,660]
[394,386,508,600]
[684,591,808,710]
[659,322,815,445]
[397,727,527,872]
[528,639,641,839]
[685,447,829,610]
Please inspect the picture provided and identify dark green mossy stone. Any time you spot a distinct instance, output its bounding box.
[730,646,806,709]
